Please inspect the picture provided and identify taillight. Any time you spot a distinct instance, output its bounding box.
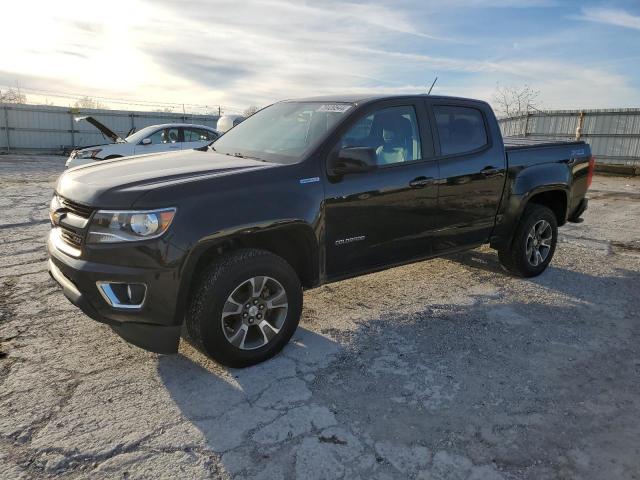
[587,156,596,188]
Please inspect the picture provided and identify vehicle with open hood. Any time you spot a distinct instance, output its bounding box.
[66,117,220,168]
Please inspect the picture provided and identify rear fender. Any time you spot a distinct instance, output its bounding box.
[491,162,570,249]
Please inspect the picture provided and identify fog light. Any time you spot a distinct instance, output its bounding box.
[127,284,146,304]
[97,282,147,309]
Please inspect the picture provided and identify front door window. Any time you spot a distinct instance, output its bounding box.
[339,106,422,166]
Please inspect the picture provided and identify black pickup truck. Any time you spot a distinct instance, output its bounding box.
[48,95,593,366]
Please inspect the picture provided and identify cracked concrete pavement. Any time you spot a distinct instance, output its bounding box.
[1,154,639,479]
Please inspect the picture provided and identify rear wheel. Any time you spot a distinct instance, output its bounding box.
[186,249,302,367]
[498,204,558,277]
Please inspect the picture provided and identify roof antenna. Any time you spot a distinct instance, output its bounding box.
[427,76,438,95]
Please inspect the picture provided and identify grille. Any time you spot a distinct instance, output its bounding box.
[60,228,83,247]
[60,197,94,219]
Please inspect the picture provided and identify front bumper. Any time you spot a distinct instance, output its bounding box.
[47,235,181,354]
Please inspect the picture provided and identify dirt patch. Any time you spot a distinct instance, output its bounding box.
[611,240,640,255]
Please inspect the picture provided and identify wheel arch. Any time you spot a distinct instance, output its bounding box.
[173,222,320,324]
[525,188,568,226]
[491,185,569,251]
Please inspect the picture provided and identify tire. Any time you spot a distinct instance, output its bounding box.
[498,204,558,278]
[186,248,303,367]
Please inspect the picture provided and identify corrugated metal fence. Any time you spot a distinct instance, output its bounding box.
[499,108,640,166]
[3,103,639,166]
[0,103,219,154]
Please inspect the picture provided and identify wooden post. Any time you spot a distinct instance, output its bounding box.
[576,111,585,141]
[4,105,10,153]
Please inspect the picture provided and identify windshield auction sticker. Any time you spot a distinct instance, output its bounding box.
[317,104,352,113]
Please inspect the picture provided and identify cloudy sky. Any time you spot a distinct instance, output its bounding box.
[2,0,640,112]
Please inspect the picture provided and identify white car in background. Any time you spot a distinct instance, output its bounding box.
[66,117,220,168]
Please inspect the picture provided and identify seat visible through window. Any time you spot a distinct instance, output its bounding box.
[339,106,421,166]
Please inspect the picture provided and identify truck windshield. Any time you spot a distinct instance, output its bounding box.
[211,102,353,164]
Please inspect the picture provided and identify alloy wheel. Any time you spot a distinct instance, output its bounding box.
[220,276,288,350]
[526,219,553,267]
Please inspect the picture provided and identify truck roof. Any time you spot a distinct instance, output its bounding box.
[287,94,489,105]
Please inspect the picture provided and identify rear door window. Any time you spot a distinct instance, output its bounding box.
[184,128,213,142]
[204,129,218,141]
[433,106,488,156]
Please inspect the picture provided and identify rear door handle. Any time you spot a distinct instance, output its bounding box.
[480,167,501,176]
[409,176,434,188]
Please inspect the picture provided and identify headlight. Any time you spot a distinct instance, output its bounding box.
[49,194,63,223]
[50,194,62,211]
[87,208,176,243]
[76,148,102,159]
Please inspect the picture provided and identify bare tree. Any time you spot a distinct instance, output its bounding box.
[0,88,27,104]
[153,107,174,113]
[243,105,259,117]
[492,84,541,118]
[73,96,108,110]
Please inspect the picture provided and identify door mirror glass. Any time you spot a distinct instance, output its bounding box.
[141,138,152,145]
[328,147,377,176]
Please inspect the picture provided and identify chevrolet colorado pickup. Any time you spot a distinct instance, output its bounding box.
[48,95,593,367]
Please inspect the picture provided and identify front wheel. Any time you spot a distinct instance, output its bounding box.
[186,249,302,367]
[498,204,558,277]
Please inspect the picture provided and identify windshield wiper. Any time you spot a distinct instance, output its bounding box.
[225,152,266,162]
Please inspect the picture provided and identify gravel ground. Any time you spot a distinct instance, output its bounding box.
[1,154,639,480]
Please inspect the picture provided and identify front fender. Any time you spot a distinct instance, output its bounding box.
[172,220,320,324]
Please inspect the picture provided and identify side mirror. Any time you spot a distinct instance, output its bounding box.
[141,138,152,145]
[328,147,377,177]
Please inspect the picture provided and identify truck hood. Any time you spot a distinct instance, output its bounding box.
[56,149,276,207]
[76,116,125,143]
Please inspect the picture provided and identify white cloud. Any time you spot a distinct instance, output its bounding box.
[578,7,640,31]
[1,0,639,112]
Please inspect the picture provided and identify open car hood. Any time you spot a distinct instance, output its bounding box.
[75,116,124,143]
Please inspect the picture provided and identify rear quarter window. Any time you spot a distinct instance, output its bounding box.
[433,106,488,156]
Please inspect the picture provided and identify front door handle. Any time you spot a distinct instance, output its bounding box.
[409,176,434,188]
[480,167,501,176]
